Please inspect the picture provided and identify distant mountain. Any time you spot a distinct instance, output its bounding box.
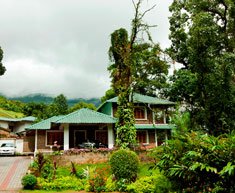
[9,94,53,104]
[8,94,101,107]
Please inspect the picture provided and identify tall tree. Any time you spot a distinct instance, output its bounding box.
[108,0,168,148]
[68,101,96,113]
[166,0,235,135]
[50,94,68,116]
[0,46,6,75]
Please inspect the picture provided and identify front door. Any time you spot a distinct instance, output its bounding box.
[74,130,86,147]
[95,130,108,145]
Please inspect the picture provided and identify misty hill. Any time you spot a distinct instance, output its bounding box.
[8,94,101,107]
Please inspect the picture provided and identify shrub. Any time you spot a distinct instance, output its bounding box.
[31,152,53,178]
[21,174,37,190]
[105,175,116,192]
[127,174,171,193]
[37,176,84,191]
[109,149,139,182]
[152,131,235,192]
[85,166,110,192]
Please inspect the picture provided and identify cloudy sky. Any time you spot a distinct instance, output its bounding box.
[0,0,173,99]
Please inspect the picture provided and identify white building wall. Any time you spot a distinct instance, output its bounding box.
[0,121,9,129]
[0,138,24,153]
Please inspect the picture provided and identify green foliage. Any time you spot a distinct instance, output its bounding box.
[50,94,68,115]
[21,174,37,190]
[166,0,235,135]
[115,178,129,192]
[127,174,171,193]
[0,96,25,114]
[105,175,116,192]
[23,102,49,120]
[131,43,169,96]
[32,152,52,178]
[10,94,101,107]
[109,149,139,181]
[152,131,235,192]
[85,166,110,192]
[0,46,6,75]
[37,176,84,191]
[68,101,96,113]
[100,88,116,103]
[115,90,136,148]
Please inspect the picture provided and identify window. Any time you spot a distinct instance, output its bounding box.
[46,131,64,146]
[134,107,146,119]
[136,131,147,143]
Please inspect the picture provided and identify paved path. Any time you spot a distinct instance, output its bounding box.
[0,156,31,192]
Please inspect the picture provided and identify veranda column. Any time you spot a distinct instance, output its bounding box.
[34,129,38,157]
[155,129,158,147]
[108,124,114,148]
[146,130,149,144]
[165,130,168,144]
[63,123,69,150]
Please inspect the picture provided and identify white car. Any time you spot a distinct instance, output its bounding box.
[0,143,16,155]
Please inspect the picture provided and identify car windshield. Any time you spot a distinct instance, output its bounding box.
[1,143,14,147]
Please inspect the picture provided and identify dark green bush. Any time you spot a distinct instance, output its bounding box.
[127,174,171,193]
[21,174,37,190]
[151,131,235,192]
[109,149,139,181]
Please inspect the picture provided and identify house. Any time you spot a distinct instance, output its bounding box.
[97,93,175,148]
[24,93,175,154]
[0,116,36,153]
[0,116,36,137]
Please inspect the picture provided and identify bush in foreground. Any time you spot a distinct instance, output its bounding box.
[127,174,171,193]
[151,131,235,192]
[21,174,37,190]
[109,149,139,182]
[37,176,84,191]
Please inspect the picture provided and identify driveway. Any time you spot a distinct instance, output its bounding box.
[0,156,31,191]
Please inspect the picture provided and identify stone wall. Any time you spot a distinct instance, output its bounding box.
[53,152,110,166]
[52,151,153,166]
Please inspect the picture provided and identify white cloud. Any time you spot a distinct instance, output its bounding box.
[0,0,173,98]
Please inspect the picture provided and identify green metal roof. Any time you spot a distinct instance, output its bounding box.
[56,108,117,124]
[0,117,16,122]
[17,116,36,121]
[107,93,175,105]
[135,124,175,130]
[25,116,63,130]
[0,116,36,122]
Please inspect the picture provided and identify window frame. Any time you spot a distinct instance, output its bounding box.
[46,130,64,146]
[134,106,147,120]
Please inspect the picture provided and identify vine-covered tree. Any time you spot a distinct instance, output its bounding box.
[166,0,235,135]
[0,46,6,75]
[108,0,168,148]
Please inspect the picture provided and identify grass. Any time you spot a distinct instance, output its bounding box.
[56,162,111,178]
[0,108,24,118]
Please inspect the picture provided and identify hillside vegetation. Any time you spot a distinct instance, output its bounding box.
[0,108,24,118]
[9,94,101,107]
[0,94,100,120]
